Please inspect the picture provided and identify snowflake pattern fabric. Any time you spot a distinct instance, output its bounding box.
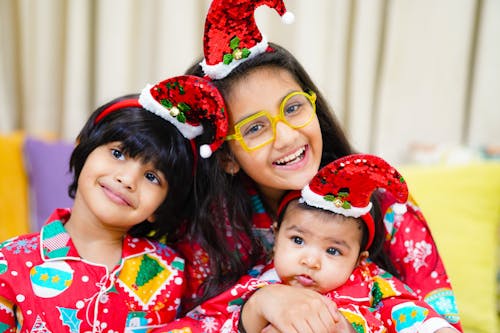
[0,208,185,333]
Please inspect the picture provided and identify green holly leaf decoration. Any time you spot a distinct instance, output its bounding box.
[223,53,234,65]
[342,201,351,209]
[223,37,251,64]
[230,37,240,50]
[241,48,251,58]
[161,99,173,109]
[323,194,336,202]
[177,112,186,123]
[337,191,349,198]
[177,102,191,112]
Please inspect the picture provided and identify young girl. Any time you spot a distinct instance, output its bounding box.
[166,0,461,332]
[0,75,227,332]
[241,154,458,333]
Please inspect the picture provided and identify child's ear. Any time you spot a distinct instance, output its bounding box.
[271,222,279,252]
[218,152,241,175]
[357,250,369,265]
[146,215,156,223]
[272,221,279,234]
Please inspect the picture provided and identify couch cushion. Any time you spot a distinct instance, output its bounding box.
[401,162,500,333]
[0,132,30,241]
[23,136,74,231]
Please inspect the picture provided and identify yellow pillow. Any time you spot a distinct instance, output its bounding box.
[0,132,30,241]
[401,162,500,333]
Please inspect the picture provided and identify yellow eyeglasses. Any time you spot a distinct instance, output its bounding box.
[225,90,317,151]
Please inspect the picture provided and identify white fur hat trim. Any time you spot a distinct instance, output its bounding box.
[301,184,372,218]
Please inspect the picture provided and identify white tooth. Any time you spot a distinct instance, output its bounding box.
[277,147,305,164]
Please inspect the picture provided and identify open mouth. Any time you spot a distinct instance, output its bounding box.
[274,146,306,166]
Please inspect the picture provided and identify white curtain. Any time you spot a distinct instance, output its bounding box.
[1,0,499,163]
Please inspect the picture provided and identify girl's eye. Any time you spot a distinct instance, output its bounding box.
[241,118,272,138]
[284,103,301,116]
[291,236,304,245]
[145,172,160,185]
[243,123,265,137]
[326,247,340,256]
[111,148,125,160]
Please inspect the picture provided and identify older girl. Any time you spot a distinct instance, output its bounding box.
[164,1,461,332]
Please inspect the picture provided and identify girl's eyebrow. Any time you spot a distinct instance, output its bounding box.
[323,237,351,250]
[284,224,309,236]
[285,221,353,250]
[234,110,265,125]
[232,90,299,124]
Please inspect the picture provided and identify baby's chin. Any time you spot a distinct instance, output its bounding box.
[294,283,324,294]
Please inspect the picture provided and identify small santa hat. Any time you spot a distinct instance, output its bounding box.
[200,0,294,80]
[137,75,228,158]
[278,154,409,250]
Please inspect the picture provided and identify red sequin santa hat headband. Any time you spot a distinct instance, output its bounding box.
[200,0,294,80]
[277,154,409,250]
[95,75,227,159]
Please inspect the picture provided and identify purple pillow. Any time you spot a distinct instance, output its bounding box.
[23,137,74,231]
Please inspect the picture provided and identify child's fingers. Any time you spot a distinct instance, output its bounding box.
[261,324,278,333]
[321,295,341,322]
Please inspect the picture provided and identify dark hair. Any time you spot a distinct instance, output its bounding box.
[189,43,354,166]
[277,196,400,277]
[68,94,194,241]
[365,193,400,277]
[183,43,395,303]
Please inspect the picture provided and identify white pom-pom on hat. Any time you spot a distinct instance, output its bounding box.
[199,144,213,159]
[281,11,295,24]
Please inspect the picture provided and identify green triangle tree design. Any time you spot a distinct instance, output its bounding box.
[371,281,383,306]
[135,255,165,287]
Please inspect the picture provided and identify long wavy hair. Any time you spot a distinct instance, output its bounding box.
[183,43,397,305]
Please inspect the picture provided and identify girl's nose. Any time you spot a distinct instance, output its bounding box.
[115,174,136,191]
[115,164,141,191]
[273,121,299,150]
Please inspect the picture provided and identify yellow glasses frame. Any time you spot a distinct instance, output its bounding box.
[225,90,317,151]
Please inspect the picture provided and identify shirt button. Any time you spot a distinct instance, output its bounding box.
[99,293,109,303]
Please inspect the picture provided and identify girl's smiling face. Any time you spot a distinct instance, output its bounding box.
[224,66,323,207]
[74,142,168,231]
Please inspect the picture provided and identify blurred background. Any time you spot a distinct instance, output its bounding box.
[1,1,499,332]
[1,0,499,164]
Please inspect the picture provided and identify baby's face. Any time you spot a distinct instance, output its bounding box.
[273,202,365,293]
